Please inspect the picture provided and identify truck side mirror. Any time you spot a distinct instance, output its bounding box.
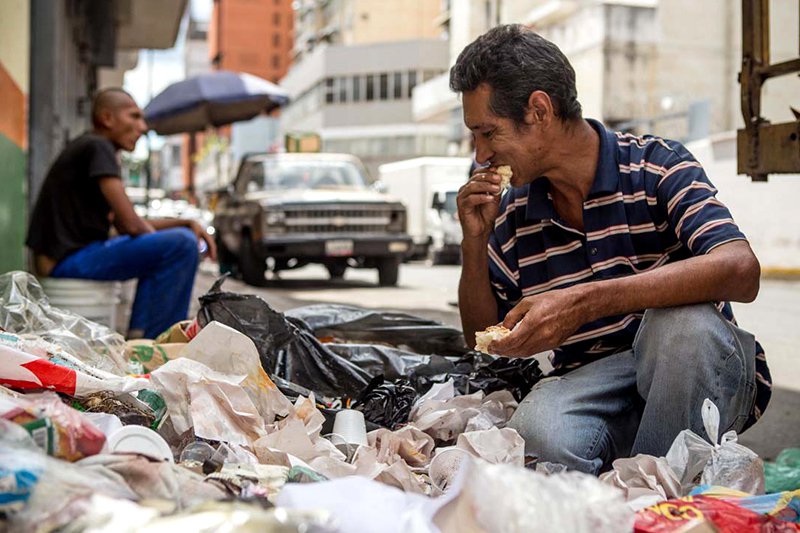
[371,180,388,194]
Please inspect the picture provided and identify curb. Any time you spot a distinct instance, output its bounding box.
[761,267,800,280]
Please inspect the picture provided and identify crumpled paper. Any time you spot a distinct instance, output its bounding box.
[369,426,435,467]
[409,380,517,442]
[599,454,682,510]
[456,427,525,467]
[150,357,266,447]
[180,321,292,424]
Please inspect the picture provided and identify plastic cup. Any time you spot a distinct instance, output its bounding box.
[331,409,368,446]
[429,447,471,492]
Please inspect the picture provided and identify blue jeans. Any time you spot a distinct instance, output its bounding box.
[507,304,757,474]
[50,228,200,339]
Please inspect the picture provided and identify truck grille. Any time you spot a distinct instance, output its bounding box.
[283,205,393,234]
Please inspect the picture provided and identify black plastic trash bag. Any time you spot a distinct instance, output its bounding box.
[197,276,369,398]
[353,376,418,430]
[285,304,470,357]
[467,357,543,401]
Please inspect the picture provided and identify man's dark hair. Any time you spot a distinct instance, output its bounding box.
[450,24,582,124]
[91,88,135,128]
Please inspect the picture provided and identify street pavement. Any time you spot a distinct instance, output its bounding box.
[192,261,799,460]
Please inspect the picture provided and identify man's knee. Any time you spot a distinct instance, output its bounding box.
[637,304,720,346]
[157,227,200,262]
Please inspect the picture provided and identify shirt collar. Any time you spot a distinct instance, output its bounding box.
[525,118,619,221]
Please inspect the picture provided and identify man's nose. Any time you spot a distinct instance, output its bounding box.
[474,140,494,166]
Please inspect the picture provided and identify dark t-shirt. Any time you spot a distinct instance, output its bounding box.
[26,133,121,263]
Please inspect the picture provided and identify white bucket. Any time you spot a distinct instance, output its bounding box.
[40,278,121,330]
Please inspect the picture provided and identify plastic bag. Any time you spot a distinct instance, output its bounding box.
[445,459,634,532]
[0,331,148,397]
[666,398,765,495]
[765,449,800,493]
[197,276,370,398]
[286,304,471,357]
[0,271,127,375]
[354,376,418,429]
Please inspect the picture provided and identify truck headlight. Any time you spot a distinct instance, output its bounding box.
[265,210,285,225]
[388,209,406,232]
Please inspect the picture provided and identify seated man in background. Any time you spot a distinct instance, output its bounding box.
[451,25,770,474]
[26,88,216,340]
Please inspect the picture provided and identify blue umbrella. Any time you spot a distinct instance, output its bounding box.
[144,70,290,135]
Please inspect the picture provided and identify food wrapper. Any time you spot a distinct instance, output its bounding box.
[634,494,800,532]
[0,392,105,461]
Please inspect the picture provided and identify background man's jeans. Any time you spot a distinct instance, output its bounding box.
[50,228,199,339]
[507,304,757,475]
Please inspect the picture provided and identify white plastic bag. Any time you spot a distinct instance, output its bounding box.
[665,398,764,494]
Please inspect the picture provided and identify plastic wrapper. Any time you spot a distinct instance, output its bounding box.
[0,271,128,375]
[766,449,800,493]
[634,495,800,532]
[0,331,148,397]
[285,304,471,357]
[439,459,634,532]
[354,376,417,429]
[666,398,764,495]
[0,435,137,533]
[197,276,370,398]
[1,391,105,461]
[689,485,800,524]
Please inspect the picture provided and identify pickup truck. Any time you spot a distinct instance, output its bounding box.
[212,152,412,286]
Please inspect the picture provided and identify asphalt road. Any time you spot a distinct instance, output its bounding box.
[192,261,800,461]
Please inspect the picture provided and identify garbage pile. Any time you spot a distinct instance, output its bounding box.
[1,271,799,532]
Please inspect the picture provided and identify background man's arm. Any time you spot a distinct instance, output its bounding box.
[99,177,217,260]
[99,177,155,236]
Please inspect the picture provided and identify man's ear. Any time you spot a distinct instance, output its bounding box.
[524,90,554,126]
[96,109,115,130]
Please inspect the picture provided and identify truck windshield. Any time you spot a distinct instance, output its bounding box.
[241,159,368,191]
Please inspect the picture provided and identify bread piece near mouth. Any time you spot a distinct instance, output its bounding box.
[474,325,512,354]
[496,165,513,193]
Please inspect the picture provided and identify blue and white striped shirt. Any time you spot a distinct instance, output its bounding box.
[488,119,771,424]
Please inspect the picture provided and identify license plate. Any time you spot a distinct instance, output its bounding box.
[325,239,354,256]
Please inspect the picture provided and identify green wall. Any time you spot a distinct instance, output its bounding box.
[0,133,26,272]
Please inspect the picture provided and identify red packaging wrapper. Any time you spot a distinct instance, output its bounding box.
[635,495,800,533]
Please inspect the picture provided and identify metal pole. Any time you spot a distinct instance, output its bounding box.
[145,49,154,212]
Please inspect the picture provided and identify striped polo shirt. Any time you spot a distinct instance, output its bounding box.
[488,119,771,425]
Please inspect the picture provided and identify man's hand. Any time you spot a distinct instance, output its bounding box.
[188,220,217,262]
[457,167,502,240]
[489,287,588,357]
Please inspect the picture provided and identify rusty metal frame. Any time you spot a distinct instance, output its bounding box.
[738,0,800,181]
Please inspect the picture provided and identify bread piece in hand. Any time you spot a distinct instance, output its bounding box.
[474,325,511,354]
[496,165,513,193]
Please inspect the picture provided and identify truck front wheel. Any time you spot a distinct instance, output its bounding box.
[377,257,400,287]
[239,237,266,286]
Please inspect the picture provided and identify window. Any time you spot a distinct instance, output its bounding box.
[273,34,280,47]
[379,73,388,100]
[393,72,403,99]
[366,74,375,101]
[272,54,281,69]
[407,70,417,98]
[274,12,281,25]
[325,77,335,104]
[338,76,348,103]
[352,75,362,102]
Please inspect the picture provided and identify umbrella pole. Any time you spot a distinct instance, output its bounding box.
[187,131,196,204]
